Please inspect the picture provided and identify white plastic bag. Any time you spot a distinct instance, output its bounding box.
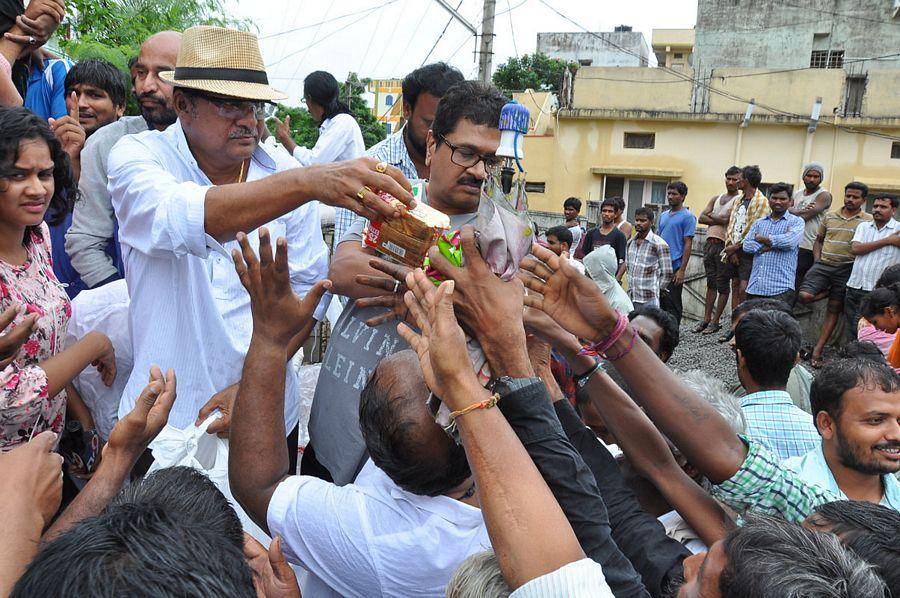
[146,413,270,544]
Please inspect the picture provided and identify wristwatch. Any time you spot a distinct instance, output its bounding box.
[489,376,543,398]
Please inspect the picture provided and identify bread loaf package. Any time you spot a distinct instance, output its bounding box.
[363,182,450,267]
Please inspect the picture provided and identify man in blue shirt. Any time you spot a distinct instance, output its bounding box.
[784,358,900,511]
[658,181,696,325]
[742,182,805,306]
[733,309,820,459]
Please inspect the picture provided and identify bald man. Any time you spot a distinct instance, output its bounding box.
[67,31,183,289]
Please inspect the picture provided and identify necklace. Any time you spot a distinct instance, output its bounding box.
[237,159,248,183]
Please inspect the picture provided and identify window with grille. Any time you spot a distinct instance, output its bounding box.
[810,50,844,69]
[624,132,656,149]
[524,182,546,193]
[892,142,900,160]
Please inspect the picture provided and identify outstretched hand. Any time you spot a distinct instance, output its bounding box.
[396,270,481,413]
[354,258,412,326]
[106,366,176,462]
[307,157,416,224]
[232,228,332,347]
[244,535,301,598]
[519,243,618,343]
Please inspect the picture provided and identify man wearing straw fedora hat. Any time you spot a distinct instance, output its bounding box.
[107,27,414,473]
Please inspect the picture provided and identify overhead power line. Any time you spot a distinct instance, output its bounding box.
[537,0,900,143]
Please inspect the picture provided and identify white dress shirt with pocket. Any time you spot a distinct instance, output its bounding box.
[108,121,330,431]
[267,459,490,597]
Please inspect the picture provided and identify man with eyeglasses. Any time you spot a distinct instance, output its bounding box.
[105,26,413,477]
[304,80,509,485]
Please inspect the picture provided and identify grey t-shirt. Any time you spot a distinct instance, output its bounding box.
[309,209,477,485]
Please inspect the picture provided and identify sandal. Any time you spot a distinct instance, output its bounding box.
[692,321,710,334]
[702,322,722,335]
[718,330,734,343]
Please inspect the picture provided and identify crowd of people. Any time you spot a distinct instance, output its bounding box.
[0,3,899,597]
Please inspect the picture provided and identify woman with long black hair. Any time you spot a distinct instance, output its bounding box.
[0,106,115,450]
[274,70,365,167]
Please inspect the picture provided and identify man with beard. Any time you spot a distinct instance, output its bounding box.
[790,162,832,289]
[798,182,872,368]
[327,62,465,243]
[66,31,183,289]
[306,80,508,485]
[784,358,900,511]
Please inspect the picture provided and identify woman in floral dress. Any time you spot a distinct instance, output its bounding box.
[0,107,115,451]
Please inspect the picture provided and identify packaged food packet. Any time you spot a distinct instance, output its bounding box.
[363,182,450,268]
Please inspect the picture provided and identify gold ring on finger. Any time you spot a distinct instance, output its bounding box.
[375,161,388,173]
[356,185,372,201]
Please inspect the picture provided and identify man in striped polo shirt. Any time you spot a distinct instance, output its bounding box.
[844,193,900,340]
[798,181,872,367]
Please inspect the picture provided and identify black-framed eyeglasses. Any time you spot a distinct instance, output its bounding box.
[436,134,502,170]
[190,91,273,120]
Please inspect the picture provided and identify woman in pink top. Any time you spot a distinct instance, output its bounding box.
[0,107,116,450]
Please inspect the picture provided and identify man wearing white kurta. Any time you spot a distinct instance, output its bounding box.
[106,26,415,467]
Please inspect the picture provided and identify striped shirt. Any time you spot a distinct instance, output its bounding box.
[740,390,820,460]
[625,231,672,304]
[335,127,419,246]
[817,209,872,265]
[742,212,804,296]
[847,219,900,291]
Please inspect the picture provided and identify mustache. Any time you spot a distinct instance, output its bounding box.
[229,127,258,139]
[456,176,483,186]
[138,92,167,105]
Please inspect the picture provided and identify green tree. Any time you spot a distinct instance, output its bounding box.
[492,52,577,94]
[59,0,246,114]
[268,72,386,151]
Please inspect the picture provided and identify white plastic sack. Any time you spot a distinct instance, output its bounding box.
[146,413,270,544]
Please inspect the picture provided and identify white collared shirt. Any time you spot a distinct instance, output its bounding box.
[291,113,365,167]
[847,218,900,291]
[108,121,329,430]
[267,459,490,597]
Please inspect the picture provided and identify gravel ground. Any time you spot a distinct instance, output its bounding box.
[668,316,740,390]
[669,315,840,392]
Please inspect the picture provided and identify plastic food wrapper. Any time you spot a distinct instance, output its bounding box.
[475,172,533,281]
[363,182,450,268]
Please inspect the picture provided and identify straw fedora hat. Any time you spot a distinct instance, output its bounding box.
[159,26,287,101]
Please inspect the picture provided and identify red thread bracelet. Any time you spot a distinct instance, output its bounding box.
[604,326,638,361]
[579,312,627,357]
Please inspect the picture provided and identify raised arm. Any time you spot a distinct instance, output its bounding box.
[520,244,748,484]
[44,368,176,541]
[525,310,734,549]
[108,136,414,249]
[396,273,587,591]
[228,229,331,531]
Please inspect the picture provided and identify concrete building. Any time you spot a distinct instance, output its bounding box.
[516,65,900,222]
[694,0,900,72]
[652,28,694,70]
[537,28,651,67]
[366,78,403,136]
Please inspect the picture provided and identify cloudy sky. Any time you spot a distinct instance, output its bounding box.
[228,0,697,105]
